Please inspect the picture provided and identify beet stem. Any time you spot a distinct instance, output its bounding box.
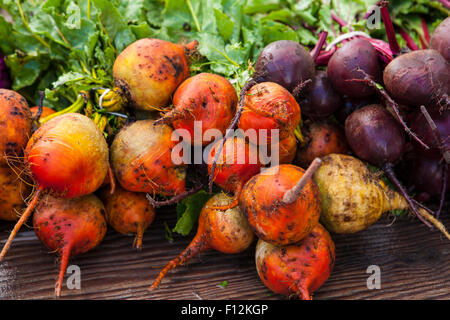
[0,187,43,261]
[283,158,322,204]
[383,164,432,228]
[352,71,430,150]
[420,105,450,165]
[398,28,419,51]
[146,184,204,208]
[331,12,347,28]
[149,234,209,290]
[379,2,401,55]
[55,244,72,297]
[208,78,258,193]
[310,31,328,63]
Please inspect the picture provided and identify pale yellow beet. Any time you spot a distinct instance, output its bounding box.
[314,154,450,240]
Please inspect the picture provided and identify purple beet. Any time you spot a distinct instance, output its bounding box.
[254,40,315,93]
[327,38,381,99]
[298,70,343,119]
[430,17,450,61]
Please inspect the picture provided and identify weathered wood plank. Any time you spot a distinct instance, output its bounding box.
[0,207,449,300]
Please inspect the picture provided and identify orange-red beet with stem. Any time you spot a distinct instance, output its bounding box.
[100,186,155,250]
[239,163,321,246]
[110,120,186,197]
[0,89,32,165]
[238,82,301,144]
[150,192,254,290]
[207,136,263,209]
[255,223,335,300]
[158,73,238,146]
[33,194,107,297]
[0,113,109,260]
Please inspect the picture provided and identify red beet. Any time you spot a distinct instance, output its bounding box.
[298,71,343,119]
[430,17,450,61]
[254,40,315,93]
[327,38,381,98]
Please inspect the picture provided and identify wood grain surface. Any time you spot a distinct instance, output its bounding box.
[0,206,449,300]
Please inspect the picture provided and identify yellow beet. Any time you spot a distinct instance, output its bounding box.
[0,165,30,221]
[314,154,450,239]
[113,38,195,111]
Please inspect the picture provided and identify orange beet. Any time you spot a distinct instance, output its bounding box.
[0,113,109,260]
[30,106,56,119]
[33,194,107,297]
[0,89,32,165]
[150,192,254,290]
[159,73,238,146]
[100,186,155,249]
[207,136,263,208]
[255,223,335,300]
[239,163,321,246]
[295,121,349,168]
[110,120,186,197]
[238,82,301,144]
[113,38,196,111]
[274,133,297,164]
[0,165,30,221]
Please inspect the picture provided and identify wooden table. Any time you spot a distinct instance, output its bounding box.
[0,207,449,300]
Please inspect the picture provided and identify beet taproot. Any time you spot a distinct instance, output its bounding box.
[255,223,335,300]
[157,73,238,146]
[0,89,32,165]
[110,119,186,197]
[113,38,196,111]
[33,194,107,297]
[150,192,254,290]
[100,186,155,249]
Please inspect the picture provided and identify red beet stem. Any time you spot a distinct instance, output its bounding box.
[311,32,328,63]
[283,158,322,204]
[421,18,430,44]
[149,234,209,290]
[331,12,347,28]
[398,28,419,51]
[380,2,401,55]
[0,187,43,261]
[55,244,72,297]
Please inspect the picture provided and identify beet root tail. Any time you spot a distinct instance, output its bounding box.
[134,223,144,251]
[55,245,72,297]
[0,187,43,261]
[149,234,209,291]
